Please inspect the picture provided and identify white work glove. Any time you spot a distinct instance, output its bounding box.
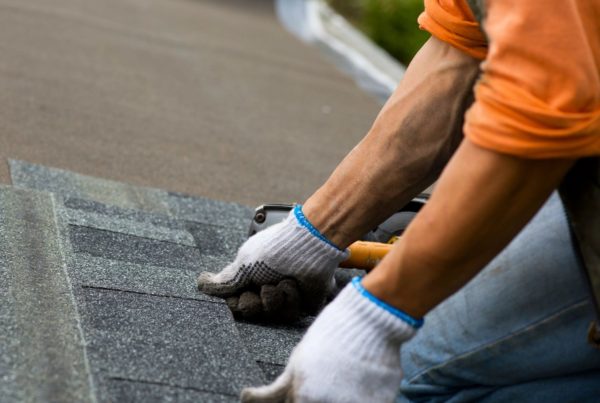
[197,205,349,321]
[241,277,422,402]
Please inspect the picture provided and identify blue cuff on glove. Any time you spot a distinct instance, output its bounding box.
[294,204,342,251]
[352,277,424,328]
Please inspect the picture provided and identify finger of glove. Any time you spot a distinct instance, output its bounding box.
[266,277,324,317]
[226,295,240,314]
[277,278,300,300]
[226,281,302,323]
[197,264,248,297]
[238,291,264,319]
[240,367,293,403]
[277,279,302,319]
[259,280,302,323]
[226,291,264,320]
[296,281,326,315]
[260,284,285,315]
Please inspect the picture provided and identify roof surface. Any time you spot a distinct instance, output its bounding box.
[2,160,310,402]
[0,0,380,206]
[0,0,382,400]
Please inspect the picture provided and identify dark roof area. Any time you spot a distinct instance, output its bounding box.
[1,160,310,402]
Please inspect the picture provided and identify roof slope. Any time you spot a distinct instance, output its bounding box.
[2,160,311,402]
[0,0,379,205]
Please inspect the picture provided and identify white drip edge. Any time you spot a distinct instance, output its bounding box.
[276,0,405,102]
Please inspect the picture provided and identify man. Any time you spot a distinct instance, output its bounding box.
[198,0,600,401]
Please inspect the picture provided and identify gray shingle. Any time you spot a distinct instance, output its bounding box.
[167,191,253,232]
[68,221,245,276]
[256,362,286,383]
[105,378,237,403]
[70,254,222,303]
[0,263,20,403]
[7,161,310,399]
[64,197,185,231]
[0,187,94,402]
[62,196,246,272]
[79,288,265,397]
[185,221,246,259]
[69,225,202,271]
[235,319,312,366]
[11,160,253,231]
[67,208,197,246]
[10,160,172,215]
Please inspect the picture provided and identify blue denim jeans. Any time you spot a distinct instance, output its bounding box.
[398,193,600,402]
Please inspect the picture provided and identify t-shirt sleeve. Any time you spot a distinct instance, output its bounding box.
[418,0,487,60]
[464,0,600,158]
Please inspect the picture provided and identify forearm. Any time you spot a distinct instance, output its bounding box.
[362,139,574,317]
[303,37,480,249]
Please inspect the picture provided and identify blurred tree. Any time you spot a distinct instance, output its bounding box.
[328,0,430,65]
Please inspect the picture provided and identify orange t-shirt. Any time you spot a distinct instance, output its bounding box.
[418,0,600,159]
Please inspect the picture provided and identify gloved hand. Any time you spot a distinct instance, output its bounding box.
[241,277,422,402]
[225,278,304,323]
[197,205,349,321]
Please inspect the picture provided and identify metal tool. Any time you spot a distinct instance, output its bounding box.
[248,195,428,270]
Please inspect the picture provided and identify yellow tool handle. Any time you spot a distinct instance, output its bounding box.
[340,241,393,271]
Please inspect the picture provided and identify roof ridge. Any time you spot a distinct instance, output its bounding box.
[0,186,97,402]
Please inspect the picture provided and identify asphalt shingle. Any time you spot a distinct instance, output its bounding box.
[0,0,387,396]
[235,320,310,366]
[79,288,264,399]
[105,378,237,403]
[6,161,309,400]
[64,197,186,231]
[70,254,220,303]
[185,220,246,261]
[67,208,196,246]
[11,160,253,231]
[69,225,203,271]
[10,160,172,215]
[167,191,253,232]
[256,362,286,383]
[62,196,244,272]
[0,262,20,402]
[0,186,94,402]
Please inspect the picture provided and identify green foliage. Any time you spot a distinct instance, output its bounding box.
[328,0,430,65]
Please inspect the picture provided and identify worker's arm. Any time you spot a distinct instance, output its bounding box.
[363,139,574,317]
[242,138,574,403]
[303,35,480,248]
[198,36,480,320]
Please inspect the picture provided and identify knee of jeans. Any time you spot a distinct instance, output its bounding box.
[399,300,600,402]
[399,376,451,402]
[398,377,494,403]
[399,352,469,402]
